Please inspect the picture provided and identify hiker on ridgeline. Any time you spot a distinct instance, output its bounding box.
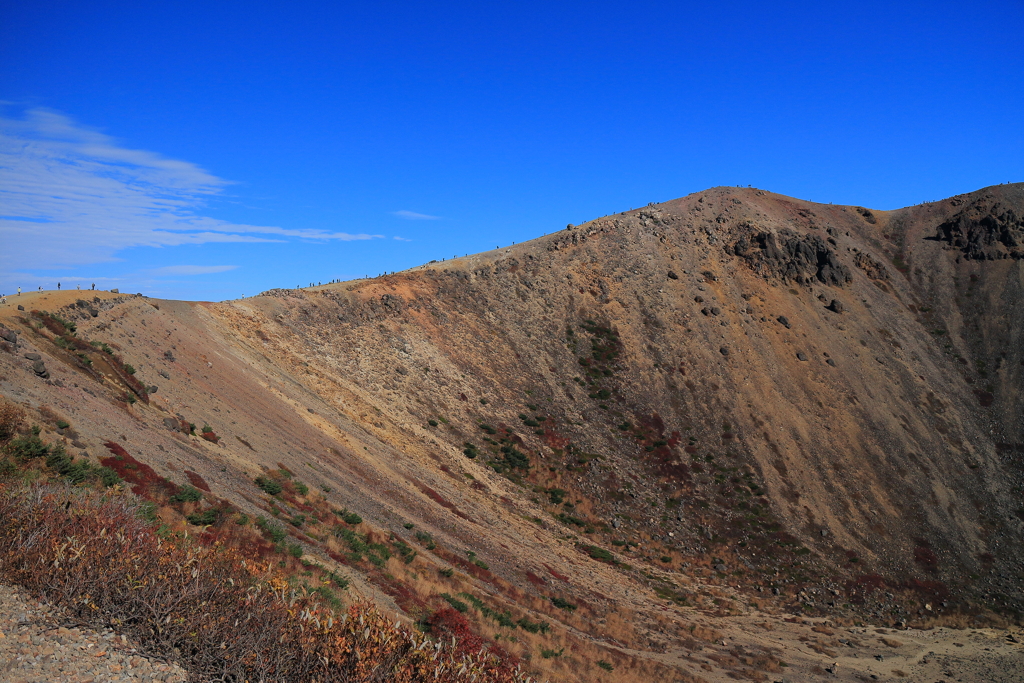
[58,282,61,290]
[91,283,95,290]
[17,287,21,296]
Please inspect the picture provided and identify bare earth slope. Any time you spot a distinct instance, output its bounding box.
[2,184,1022,682]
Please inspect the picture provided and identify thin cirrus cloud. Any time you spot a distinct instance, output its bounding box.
[393,210,440,220]
[0,107,383,273]
[150,265,239,276]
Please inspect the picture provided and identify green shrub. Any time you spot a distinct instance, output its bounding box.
[414,531,436,550]
[550,596,576,611]
[186,509,220,526]
[466,551,489,570]
[170,485,203,503]
[288,543,303,558]
[235,513,249,525]
[55,420,70,430]
[441,593,469,613]
[294,481,309,496]
[336,508,362,525]
[547,488,566,505]
[540,648,564,658]
[124,363,136,375]
[439,567,454,578]
[427,419,438,427]
[597,660,614,671]
[6,434,49,460]
[255,516,287,543]
[516,617,549,634]
[255,476,283,496]
[393,538,417,564]
[327,571,350,590]
[334,526,390,566]
[313,585,342,609]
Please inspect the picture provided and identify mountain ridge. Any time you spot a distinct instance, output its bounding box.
[2,183,1022,682]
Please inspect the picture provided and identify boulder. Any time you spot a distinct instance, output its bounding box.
[23,353,41,361]
[0,329,17,343]
[827,299,844,313]
[32,360,49,378]
[777,315,791,329]
[796,352,808,361]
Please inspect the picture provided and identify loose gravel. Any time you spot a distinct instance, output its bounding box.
[0,583,189,683]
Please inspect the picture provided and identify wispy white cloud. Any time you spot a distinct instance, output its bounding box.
[393,236,413,241]
[393,210,440,220]
[150,264,239,276]
[0,107,383,273]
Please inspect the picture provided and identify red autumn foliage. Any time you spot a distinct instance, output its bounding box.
[185,470,212,492]
[100,441,179,500]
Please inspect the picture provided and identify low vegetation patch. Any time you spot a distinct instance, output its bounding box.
[0,483,529,682]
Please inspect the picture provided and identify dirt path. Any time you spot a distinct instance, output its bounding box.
[658,611,1024,682]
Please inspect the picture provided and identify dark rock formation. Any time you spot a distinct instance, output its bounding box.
[732,229,851,286]
[934,200,1024,260]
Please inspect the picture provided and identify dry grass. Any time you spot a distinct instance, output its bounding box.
[0,397,25,443]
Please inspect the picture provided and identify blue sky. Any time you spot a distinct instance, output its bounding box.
[1,1,1022,301]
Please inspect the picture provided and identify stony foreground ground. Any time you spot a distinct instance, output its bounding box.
[0,584,188,683]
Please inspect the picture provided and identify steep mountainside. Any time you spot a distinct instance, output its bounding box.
[2,184,1022,682]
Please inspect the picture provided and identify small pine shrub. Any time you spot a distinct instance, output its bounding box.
[551,596,577,611]
[441,593,469,613]
[255,476,283,496]
[415,530,437,550]
[597,660,614,671]
[294,481,309,495]
[186,508,220,526]
[336,508,362,525]
[170,484,203,503]
[255,515,287,543]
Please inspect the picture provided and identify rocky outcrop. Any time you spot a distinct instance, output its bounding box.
[731,228,852,286]
[934,199,1024,260]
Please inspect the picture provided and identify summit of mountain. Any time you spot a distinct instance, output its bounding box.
[2,183,1023,682]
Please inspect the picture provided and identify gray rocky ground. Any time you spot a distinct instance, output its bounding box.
[0,584,188,683]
